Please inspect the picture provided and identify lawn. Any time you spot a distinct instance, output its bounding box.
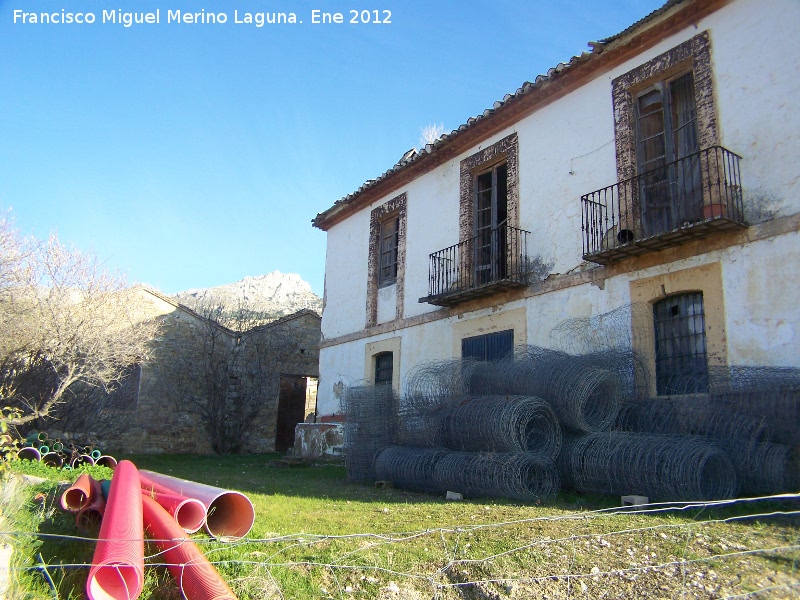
[3,453,799,599]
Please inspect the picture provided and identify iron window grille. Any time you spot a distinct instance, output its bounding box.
[653,292,709,395]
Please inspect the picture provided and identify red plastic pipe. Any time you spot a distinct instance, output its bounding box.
[140,488,206,534]
[86,460,144,600]
[77,477,107,532]
[140,473,206,532]
[140,470,254,539]
[61,473,95,513]
[142,495,238,600]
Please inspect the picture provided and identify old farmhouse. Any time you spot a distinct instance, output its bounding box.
[312,0,799,427]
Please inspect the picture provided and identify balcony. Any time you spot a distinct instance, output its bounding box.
[581,146,747,265]
[420,225,532,307]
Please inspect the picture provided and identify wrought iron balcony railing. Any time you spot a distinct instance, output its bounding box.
[581,146,747,265]
[420,224,532,307]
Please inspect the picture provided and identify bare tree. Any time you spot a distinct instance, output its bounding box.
[0,217,160,428]
[173,299,315,454]
[419,123,446,148]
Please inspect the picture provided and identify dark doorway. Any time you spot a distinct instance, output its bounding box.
[275,375,308,453]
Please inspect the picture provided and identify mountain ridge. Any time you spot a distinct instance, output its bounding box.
[172,271,322,324]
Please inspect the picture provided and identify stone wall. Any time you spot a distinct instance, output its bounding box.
[100,289,320,455]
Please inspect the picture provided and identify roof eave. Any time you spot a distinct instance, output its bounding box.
[312,0,727,232]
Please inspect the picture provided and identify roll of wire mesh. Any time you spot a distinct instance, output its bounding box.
[736,442,799,495]
[433,451,560,501]
[342,384,399,482]
[437,395,562,460]
[374,447,560,501]
[617,396,771,447]
[373,446,447,493]
[500,347,623,433]
[616,396,786,494]
[558,432,739,501]
[404,359,479,412]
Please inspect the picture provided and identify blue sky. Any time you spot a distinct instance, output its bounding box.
[0,0,665,296]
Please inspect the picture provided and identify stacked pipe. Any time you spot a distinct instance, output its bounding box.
[16,431,118,470]
[57,462,246,599]
[139,470,254,539]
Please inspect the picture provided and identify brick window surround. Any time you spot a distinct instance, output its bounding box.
[611,31,718,184]
[459,133,519,244]
[366,192,406,327]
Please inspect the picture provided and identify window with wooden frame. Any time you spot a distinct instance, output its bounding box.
[474,161,509,285]
[378,214,399,287]
[611,31,718,238]
[366,193,407,327]
[635,71,702,236]
[459,133,519,246]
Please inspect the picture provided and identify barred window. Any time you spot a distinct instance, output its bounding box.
[653,292,708,395]
[374,352,394,386]
[461,329,514,362]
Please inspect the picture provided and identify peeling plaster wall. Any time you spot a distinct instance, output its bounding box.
[712,0,800,221]
[723,232,800,366]
[402,160,461,320]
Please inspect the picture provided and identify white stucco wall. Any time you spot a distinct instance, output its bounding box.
[318,0,800,415]
[723,232,800,366]
[712,0,800,220]
[321,213,370,338]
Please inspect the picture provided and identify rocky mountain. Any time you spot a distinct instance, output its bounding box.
[172,271,322,325]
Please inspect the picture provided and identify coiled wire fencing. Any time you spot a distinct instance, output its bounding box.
[436,395,562,459]
[341,384,399,482]
[497,347,623,433]
[343,304,799,502]
[617,366,800,495]
[373,447,561,501]
[558,432,740,501]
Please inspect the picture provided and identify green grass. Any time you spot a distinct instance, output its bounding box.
[3,454,800,599]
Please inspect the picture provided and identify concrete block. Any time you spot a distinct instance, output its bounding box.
[621,495,649,506]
